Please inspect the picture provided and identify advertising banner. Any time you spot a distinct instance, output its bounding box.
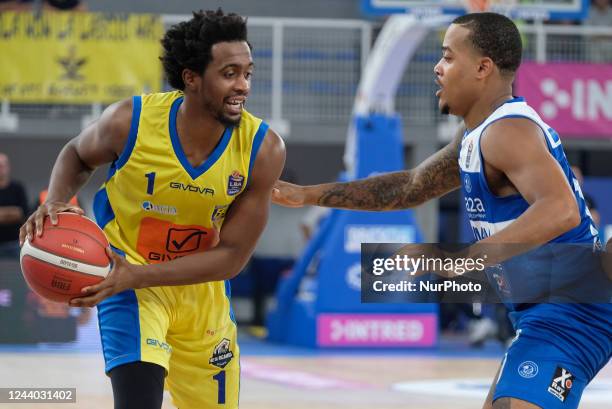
[516,62,612,138]
[317,313,437,347]
[0,12,164,103]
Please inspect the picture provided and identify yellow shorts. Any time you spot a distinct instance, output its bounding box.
[97,282,239,409]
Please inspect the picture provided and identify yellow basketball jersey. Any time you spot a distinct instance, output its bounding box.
[93,90,268,268]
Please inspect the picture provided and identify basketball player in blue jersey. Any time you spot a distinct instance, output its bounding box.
[19,10,286,409]
[273,12,611,409]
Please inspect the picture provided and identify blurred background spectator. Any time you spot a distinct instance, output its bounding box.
[0,153,29,259]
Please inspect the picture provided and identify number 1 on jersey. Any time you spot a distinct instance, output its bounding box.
[213,370,226,404]
[145,172,156,195]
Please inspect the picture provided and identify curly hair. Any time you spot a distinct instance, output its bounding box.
[452,13,522,75]
[160,9,249,90]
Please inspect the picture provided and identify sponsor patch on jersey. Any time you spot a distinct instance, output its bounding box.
[548,366,574,402]
[136,218,219,263]
[209,338,234,369]
[465,140,474,167]
[464,174,472,193]
[211,204,229,223]
[464,197,485,217]
[518,361,538,379]
[227,171,244,196]
[142,201,177,216]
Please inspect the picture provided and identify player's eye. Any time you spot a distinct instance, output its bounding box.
[224,71,236,78]
[245,72,252,80]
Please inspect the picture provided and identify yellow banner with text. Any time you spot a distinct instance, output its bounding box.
[0,12,164,103]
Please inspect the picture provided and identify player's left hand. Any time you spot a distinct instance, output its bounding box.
[69,248,142,307]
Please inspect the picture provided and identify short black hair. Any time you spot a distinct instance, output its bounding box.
[452,12,522,75]
[160,9,249,90]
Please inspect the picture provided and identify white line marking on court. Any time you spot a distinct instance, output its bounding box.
[241,361,376,390]
[392,378,612,403]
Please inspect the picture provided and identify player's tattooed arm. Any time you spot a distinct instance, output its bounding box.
[317,137,461,210]
[273,126,463,210]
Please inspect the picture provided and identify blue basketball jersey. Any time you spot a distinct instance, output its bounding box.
[458,97,611,384]
[458,97,598,245]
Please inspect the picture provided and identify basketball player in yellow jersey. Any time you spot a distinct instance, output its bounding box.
[19,10,285,409]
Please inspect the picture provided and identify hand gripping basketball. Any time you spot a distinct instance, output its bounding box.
[19,201,84,246]
[20,212,112,303]
[69,248,143,308]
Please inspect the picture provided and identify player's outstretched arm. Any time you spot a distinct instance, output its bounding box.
[272,127,463,211]
[71,128,286,306]
[19,99,131,245]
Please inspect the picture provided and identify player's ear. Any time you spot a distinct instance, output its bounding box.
[476,57,495,79]
[182,69,200,91]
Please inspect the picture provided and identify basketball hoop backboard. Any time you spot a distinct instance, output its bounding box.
[362,0,589,22]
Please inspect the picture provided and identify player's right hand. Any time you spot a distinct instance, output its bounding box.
[19,201,84,246]
[272,180,307,208]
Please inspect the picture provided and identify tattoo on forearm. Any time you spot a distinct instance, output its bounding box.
[317,139,461,210]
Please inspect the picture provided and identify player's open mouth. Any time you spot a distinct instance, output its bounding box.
[225,97,245,115]
[435,80,443,97]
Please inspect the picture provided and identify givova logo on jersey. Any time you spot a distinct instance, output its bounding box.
[548,366,574,402]
[146,338,172,354]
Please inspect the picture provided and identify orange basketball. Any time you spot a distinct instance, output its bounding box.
[20,212,111,303]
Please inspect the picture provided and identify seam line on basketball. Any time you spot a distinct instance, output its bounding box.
[44,224,108,249]
[21,241,110,277]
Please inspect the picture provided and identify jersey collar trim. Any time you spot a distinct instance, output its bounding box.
[169,96,234,180]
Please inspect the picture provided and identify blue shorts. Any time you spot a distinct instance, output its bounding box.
[494,331,590,408]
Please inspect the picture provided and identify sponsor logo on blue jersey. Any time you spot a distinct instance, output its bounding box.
[464,197,485,218]
[464,140,474,168]
[463,174,472,193]
[518,361,539,379]
[548,366,574,402]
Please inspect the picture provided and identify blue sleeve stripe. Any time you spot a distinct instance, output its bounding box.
[115,95,142,170]
[248,121,269,181]
[93,187,116,230]
[224,280,237,324]
[109,245,126,257]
